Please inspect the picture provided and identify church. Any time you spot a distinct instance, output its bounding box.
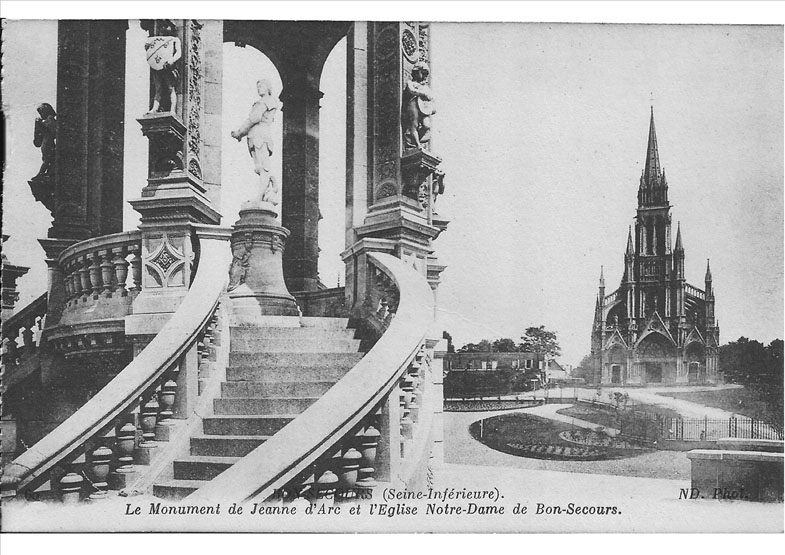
[591,109,719,386]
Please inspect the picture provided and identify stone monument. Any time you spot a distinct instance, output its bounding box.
[228,78,299,321]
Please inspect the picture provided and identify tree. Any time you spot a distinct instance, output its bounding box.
[519,326,561,358]
[492,338,518,352]
[571,353,594,381]
[458,339,492,353]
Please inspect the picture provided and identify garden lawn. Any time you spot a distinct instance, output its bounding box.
[661,387,779,423]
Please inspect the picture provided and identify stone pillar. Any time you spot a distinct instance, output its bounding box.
[228,204,300,324]
[280,76,323,293]
[127,20,221,339]
[48,20,127,241]
[342,22,447,315]
[1,236,30,322]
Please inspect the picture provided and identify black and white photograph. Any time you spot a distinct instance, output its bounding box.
[0,1,783,539]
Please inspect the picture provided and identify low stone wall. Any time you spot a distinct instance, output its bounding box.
[687,447,784,502]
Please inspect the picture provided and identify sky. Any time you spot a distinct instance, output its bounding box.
[2,8,783,367]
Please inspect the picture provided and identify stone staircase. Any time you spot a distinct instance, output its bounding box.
[152,317,364,500]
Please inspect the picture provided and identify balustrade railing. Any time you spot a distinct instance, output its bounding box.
[602,289,620,307]
[57,231,142,318]
[685,283,706,301]
[1,293,47,395]
[1,228,231,503]
[189,251,437,504]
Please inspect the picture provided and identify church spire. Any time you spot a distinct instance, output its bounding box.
[705,259,713,282]
[675,222,683,251]
[599,265,605,287]
[638,107,669,207]
[626,226,634,255]
[644,106,661,184]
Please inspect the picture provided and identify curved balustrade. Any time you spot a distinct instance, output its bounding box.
[685,283,706,301]
[1,228,231,501]
[189,251,436,503]
[57,231,142,322]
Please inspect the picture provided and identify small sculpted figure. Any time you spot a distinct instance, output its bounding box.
[32,103,57,181]
[402,62,436,150]
[231,79,281,205]
[142,19,181,113]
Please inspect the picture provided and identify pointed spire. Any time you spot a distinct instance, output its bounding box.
[626,226,634,255]
[644,106,661,184]
[705,259,713,282]
[675,222,683,251]
[599,265,605,288]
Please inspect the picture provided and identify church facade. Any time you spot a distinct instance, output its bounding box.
[591,110,719,386]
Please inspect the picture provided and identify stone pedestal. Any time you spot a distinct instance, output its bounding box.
[228,203,300,322]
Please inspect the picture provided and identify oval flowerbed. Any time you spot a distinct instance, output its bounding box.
[470,413,650,461]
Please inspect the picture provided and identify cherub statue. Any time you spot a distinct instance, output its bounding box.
[32,103,57,181]
[402,61,436,150]
[142,19,181,113]
[231,79,281,205]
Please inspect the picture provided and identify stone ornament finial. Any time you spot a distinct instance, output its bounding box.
[402,61,436,151]
[231,78,282,212]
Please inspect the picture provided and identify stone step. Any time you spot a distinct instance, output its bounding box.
[153,479,207,501]
[221,380,336,398]
[214,397,319,415]
[228,352,364,370]
[202,415,296,436]
[230,326,357,341]
[226,365,354,383]
[299,317,350,329]
[173,456,240,481]
[229,336,362,353]
[190,434,270,457]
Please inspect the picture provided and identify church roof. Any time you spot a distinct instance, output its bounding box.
[644,107,661,185]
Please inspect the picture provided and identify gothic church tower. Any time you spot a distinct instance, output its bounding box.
[591,109,719,386]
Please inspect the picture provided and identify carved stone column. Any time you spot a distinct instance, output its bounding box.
[127,19,221,339]
[47,20,127,241]
[280,78,323,293]
[342,22,448,316]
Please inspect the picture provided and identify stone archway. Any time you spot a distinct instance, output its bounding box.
[637,333,676,384]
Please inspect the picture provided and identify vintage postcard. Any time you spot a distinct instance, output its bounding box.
[0,2,783,538]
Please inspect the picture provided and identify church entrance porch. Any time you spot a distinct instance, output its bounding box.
[611,365,623,384]
[645,362,663,383]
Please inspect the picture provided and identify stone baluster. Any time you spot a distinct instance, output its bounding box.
[314,465,339,506]
[78,256,91,298]
[63,261,73,301]
[70,264,82,303]
[337,445,362,503]
[139,394,160,447]
[408,361,422,423]
[157,378,178,426]
[112,246,130,296]
[88,253,103,298]
[100,251,115,296]
[59,470,85,504]
[128,247,142,292]
[88,445,113,499]
[356,409,382,496]
[114,420,137,474]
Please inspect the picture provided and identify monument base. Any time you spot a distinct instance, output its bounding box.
[228,204,300,322]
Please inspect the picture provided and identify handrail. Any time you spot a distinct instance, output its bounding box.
[189,252,435,502]
[1,229,231,495]
[1,293,47,340]
[57,230,141,266]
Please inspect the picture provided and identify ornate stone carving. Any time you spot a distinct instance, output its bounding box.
[401,27,418,61]
[29,103,57,210]
[141,20,182,114]
[418,24,430,64]
[144,234,185,288]
[402,62,435,151]
[186,19,203,181]
[227,240,252,292]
